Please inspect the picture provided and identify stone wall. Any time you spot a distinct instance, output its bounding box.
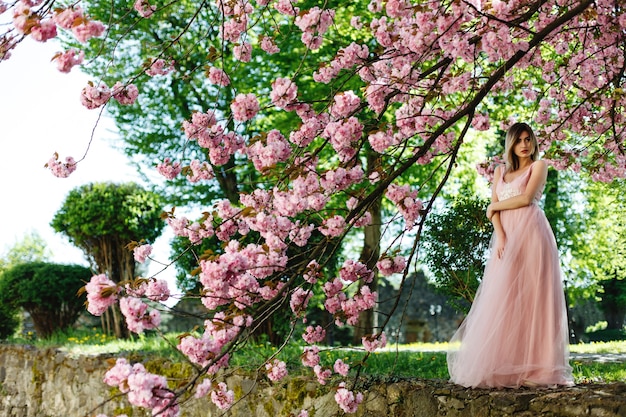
[1,345,626,417]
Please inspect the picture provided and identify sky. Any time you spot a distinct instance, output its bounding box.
[0,38,176,287]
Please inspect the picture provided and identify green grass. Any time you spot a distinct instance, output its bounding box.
[7,329,626,383]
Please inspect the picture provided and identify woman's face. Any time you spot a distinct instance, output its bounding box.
[513,130,534,160]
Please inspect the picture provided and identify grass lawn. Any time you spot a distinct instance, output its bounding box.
[10,330,626,383]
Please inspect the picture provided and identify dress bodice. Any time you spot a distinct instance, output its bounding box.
[495,162,543,203]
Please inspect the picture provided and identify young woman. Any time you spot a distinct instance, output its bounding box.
[446,122,574,388]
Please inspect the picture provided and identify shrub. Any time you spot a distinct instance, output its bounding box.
[0,262,91,338]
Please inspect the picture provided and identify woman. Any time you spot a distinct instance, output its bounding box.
[446,122,574,388]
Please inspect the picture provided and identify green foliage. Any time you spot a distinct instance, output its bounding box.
[420,196,492,312]
[0,303,19,340]
[51,182,164,249]
[0,262,91,338]
[0,231,52,274]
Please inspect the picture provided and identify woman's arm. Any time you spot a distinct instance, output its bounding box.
[487,160,548,216]
[490,165,506,258]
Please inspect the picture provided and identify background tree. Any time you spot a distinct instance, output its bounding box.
[420,196,492,312]
[0,262,91,338]
[0,231,52,274]
[0,232,52,339]
[51,182,164,338]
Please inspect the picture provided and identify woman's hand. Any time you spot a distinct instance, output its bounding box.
[494,234,506,259]
[486,203,496,220]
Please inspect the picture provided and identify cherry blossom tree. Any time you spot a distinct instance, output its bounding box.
[3,0,626,414]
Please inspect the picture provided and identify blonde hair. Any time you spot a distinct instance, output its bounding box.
[504,122,539,171]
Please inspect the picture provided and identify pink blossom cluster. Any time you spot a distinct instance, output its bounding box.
[319,166,364,193]
[368,130,400,153]
[177,313,250,374]
[80,81,139,109]
[385,184,423,230]
[146,58,175,76]
[125,278,170,302]
[198,240,287,310]
[265,359,288,381]
[362,332,387,352]
[233,41,252,62]
[119,297,161,334]
[231,93,260,122]
[270,77,298,109]
[376,255,407,276]
[246,130,292,170]
[260,36,280,54]
[207,67,231,86]
[302,325,326,344]
[329,91,361,119]
[12,2,106,45]
[46,153,77,178]
[290,287,313,316]
[156,157,182,179]
[112,82,140,105]
[333,359,350,376]
[334,382,363,414]
[104,359,180,417]
[84,274,118,316]
[322,117,363,162]
[186,159,215,182]
[313,42,369,84]
[294,7,335,50]
[54,49,83,73]
[193,378,234,409]
[323,277,377,326]
[134,0,156,18]
[133,244,153,263]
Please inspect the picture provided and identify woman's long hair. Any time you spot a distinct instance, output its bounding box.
[503,122,539,171]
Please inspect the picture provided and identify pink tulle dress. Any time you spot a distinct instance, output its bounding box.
[447,162,574,388]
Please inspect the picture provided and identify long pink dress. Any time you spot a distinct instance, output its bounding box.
[447,162,573,388]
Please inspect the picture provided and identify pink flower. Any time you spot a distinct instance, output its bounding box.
[85,274,118,316]
[145,279,170,302]
[270,77,298,109]
[231,93,259,122]
[294,7,335,50]
[133,244,152,263]
[72,20,105,43]
[265,359,288,381]
[313,365,332,384]
[80,82,111,109]
[302,325,326,344]
[301,346,320,367]
[53,6,83,29]
[274,0,299,15]
[46,153,77,178]
[186,159,215,182]
[376,255,407,276]
[290,287,312,315]
[103,358,133,390]
[333,359,350,376]
[362,332,387,352]
[146,58,174,76]
[247,129,291,170]
[319,215,346,237]
[334,382,363,413]
[194,379,213,398]
[30,20,57,42]
[112,82,139,105]
[329,90,361,119]
[233,41,252,62]
[119,297,161,334]
[156,157,182,179]
[210,382,234,410]
[54,49,84,73]
[472,113,491,131]
[207,67,231,86]
[134,0,156,17]
[260,36,280,54]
